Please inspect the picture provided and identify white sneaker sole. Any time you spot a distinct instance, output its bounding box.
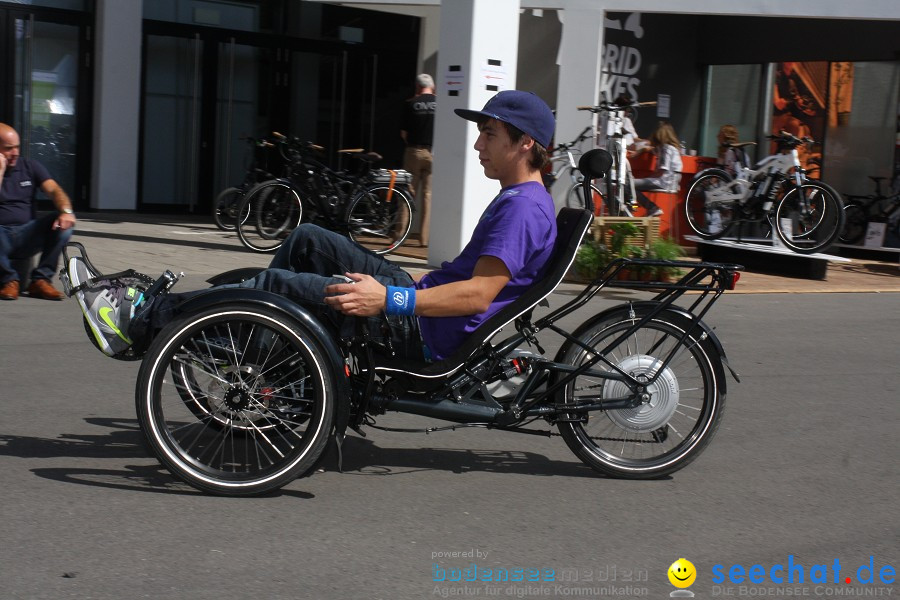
[68,257,115,357]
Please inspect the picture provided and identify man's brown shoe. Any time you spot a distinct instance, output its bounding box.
[26,279,65,301]
[0,280,20,300]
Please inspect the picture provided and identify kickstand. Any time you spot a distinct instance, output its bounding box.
[334,431,345,473]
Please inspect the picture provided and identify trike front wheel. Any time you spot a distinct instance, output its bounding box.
[136,304,336,496]
[555,305,726,479]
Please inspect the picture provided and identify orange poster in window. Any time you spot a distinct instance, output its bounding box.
[772,61,826,175]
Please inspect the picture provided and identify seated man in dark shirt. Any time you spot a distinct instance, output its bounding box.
[67,90,558,362]
[0,122,75,301]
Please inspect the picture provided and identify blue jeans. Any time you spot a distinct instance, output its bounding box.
[146,224,426,360]
[0,213,74,284]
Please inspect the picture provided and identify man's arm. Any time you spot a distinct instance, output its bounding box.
[41,178,76,230]
[323,256,511,318]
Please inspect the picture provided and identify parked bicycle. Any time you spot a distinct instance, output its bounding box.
[212,135,282,231]
[839,175,900,245]
[544,126,604,213]
[684,131,844,254]
[577,100,657,217]
[235,136,415,255]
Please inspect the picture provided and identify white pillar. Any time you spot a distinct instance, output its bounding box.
[91,0,142,210]
[428,0,521,266]
[551,7,605,207]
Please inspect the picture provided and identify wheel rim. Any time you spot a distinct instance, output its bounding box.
[839,203,866,244]
[564,316,718,472]
[347,185,413,254]
[237,183,302,252]
[686,174,735,237]
[775,184,843,253]
[143,311,330,488]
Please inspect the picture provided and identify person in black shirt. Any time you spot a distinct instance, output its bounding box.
[400,73,436,247]
[0,123,74,301]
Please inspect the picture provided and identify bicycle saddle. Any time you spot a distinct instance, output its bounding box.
[338,148,382,163]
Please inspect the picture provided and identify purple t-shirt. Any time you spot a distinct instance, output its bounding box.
[0,158,51,226]
[416,181,557,360]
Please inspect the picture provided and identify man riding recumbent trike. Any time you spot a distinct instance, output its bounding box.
[60,91,742,496]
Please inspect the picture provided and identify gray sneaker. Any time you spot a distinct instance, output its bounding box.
[68,257,142,357]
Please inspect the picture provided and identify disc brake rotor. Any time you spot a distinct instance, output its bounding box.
[602,354,680,432]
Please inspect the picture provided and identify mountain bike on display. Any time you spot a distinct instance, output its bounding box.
[684,131,845,254]
[86,149,744,497]
[235,134,415,255]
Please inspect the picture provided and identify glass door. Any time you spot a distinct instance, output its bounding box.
[9,13,83,204]
[141,33,204,210]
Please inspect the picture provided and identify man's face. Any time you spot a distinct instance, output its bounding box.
[473,118,527,185]
[0,129,21,168]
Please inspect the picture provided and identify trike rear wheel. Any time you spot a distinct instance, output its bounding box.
[136,304,336,496]
[555,305,726,479]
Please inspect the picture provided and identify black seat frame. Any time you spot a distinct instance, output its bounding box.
[370,206,594,378]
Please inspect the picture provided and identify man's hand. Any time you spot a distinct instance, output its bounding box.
[324,273,387,316]
[54,212,76,231]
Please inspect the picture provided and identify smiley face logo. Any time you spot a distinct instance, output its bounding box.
[668,558,697,588]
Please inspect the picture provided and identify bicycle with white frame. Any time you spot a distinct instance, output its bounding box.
[685,131,844,254]
[577,100,657,217]
[543,126,604,213]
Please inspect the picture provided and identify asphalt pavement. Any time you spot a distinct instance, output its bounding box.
[1,213,897,600]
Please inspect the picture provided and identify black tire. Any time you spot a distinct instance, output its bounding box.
[774,182,844,254]
[685,171,737,239]
[839,200,868,244]
[136,304,336,496]
[212,187,246,231]
[555,305,726,479]
[236,181,303,253]
[565,182,606,216]
[346,184,414,255]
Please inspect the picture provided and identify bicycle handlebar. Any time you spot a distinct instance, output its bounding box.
[577,100,657,113]
[552,126,594,152]
[767,130,815,146]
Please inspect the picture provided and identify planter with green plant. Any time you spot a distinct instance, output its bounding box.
[649,236,686,281]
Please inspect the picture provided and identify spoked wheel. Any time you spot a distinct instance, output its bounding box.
[346,184,414,255]
[236,181,303,253]
[685,171,738,239]
[136,305,336,496]
[554,304,726,479]
[774,182,844,254]
[212,187,249,231]
[838,200,867,245]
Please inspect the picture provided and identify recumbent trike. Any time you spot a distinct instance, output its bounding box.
[68,149,743,496]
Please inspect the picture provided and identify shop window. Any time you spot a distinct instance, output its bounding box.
[823,61,899,197]
[701,64,761,162]
[144,0,260,32]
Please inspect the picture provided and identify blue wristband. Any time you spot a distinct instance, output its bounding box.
[385,286,416,316]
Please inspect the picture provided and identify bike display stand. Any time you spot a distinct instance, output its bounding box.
[684,235,850,280]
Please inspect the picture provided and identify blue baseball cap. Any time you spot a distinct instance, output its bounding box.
[455,90,555,149]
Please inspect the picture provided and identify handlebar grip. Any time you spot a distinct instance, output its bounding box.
[636,101,658,106]
[309,144,324,152]
[271,131,286,140]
